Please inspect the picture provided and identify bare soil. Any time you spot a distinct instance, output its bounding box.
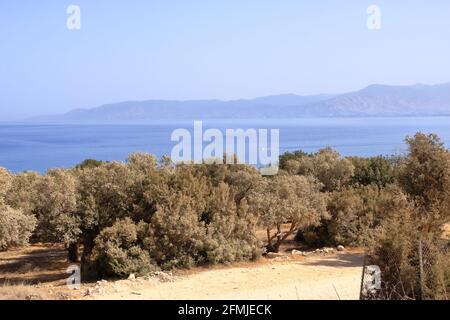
[0,244,365,300]
[0,244,78,300]
[92,251,364,300]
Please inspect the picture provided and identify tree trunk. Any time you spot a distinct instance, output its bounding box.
[266,223,297,253]
[67,242,79,262]
[266,228,279,253]
[80,230,98,279]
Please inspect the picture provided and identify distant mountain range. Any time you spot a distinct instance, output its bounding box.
[32,83,450,122]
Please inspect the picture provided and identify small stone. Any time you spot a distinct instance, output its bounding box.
[25,294,41,300]
[57,292,70,300]
[85,285,103,296]
[128,273,136,280]
[291,249,303,255]
[337,245,345,252]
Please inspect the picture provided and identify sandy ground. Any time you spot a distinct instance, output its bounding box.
[92,252,365,300]
[0,244,364,300]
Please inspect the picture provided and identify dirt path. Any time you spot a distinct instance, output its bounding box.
[93,252,365,300]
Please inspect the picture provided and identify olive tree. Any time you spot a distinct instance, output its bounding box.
[351,156,394,187]
[92,217,156,277]
[0,167,13,198]
[255,173,329,252]
[4,171,41,216]
[203,182,261,264]
[76,162,137,268]
[34,169,81,261]
[398,133,450,232]
[0,200,37,251]
[284,148,354,192]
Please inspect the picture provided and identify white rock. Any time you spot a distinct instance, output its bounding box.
[291,249,303,255]
[337,245,345,252]
[128,273,136,280]
[85,286,102,296]
[324,248,334,254]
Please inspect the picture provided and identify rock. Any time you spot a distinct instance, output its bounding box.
[94,285,103,294]
[128,273,136,280]
[337,245,345,252]
[323,247,335,254]
[149,271,174,282]
[85,285,103,296]
[266,252,284,259]
[25,294,42,300]
[291,249,303,255]
[96,280,108,286]
[56,292,70,300]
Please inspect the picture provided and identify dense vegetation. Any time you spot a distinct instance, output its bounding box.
[0,133,449,298]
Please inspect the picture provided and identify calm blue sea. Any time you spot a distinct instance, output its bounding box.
[1,117,450,173]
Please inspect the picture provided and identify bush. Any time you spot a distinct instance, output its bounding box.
[298,184,407,248]
[428,249,450,300]
[0,201,37,251]
[351,156,394,187]
[92,218,157,277]
[203,183,261,264]
[0,167,13,198]
[366,193,420,299]
[256,173,329,252]
[282,148,354,192]
[75,159,106,169]
[142,195,208,269]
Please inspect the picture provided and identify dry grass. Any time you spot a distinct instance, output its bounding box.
[0,282,50,300]
[0,243,69,286]
[0,244,81,300]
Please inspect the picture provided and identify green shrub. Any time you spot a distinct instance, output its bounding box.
[351,156,394,187]
[141,195,208,269]
[75,159,106,169]
[298,185,404,248]
[92,218,157,277]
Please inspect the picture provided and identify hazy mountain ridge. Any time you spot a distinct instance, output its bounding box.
[33,83,450,122]
[303,83,450,116]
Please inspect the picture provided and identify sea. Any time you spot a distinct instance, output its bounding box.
[1,117,450,173]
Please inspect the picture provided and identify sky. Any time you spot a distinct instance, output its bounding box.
[1,1,450,120]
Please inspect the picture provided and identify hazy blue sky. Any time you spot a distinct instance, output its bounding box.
[1,1,450,119]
